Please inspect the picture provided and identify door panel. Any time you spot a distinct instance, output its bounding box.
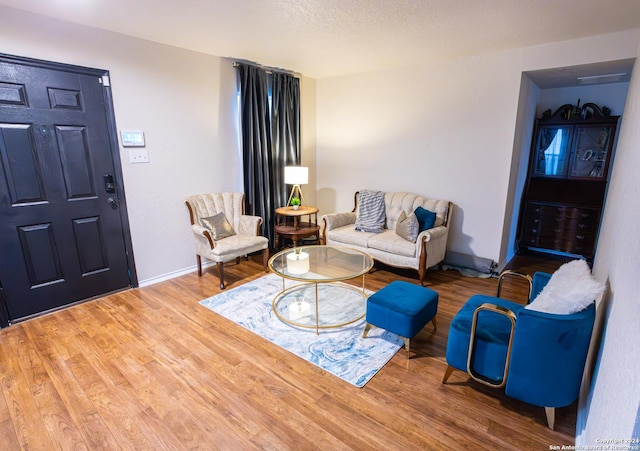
[0,123,47,203]
[0,58,132,323]
[56,125,96,199]
[18,222,63,286]
[72,216,109,275]
[0,81,28,105]
[48,87,83,110]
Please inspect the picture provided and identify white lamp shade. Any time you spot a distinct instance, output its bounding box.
[284,166,308,185]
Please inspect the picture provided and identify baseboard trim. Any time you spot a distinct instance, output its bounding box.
[138,262,215,288]
[443,251,496,274]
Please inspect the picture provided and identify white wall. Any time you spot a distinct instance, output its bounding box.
[576,57,640,445]
[316,53,522,261]
[316,30,640,264]
[498,74,540,267]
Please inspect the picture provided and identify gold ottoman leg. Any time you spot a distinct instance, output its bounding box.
[362,323,372,338]
[403,337,411,359]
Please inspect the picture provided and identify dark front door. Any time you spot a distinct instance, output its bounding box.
[0,56,133,324]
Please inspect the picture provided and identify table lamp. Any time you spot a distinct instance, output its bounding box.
[284,166,308,207]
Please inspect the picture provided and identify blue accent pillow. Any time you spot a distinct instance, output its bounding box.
[414,206,436,232]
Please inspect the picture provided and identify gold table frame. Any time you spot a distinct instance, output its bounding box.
[268,245,374,334]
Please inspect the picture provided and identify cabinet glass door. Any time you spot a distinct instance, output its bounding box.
[569,126,612,179]
[533,126,572,178]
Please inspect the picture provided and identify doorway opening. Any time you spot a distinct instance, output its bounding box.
[499,58,635,271]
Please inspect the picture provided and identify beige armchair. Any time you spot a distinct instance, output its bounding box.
[185,192,269,289]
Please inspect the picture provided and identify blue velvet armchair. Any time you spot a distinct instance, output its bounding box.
[442,270,596,429]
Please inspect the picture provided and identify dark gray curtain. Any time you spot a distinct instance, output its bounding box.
[237,64,300,248]
[238,64,276,244]
[271,72,301,208]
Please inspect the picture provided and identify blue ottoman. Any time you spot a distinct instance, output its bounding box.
[363,280,438,358]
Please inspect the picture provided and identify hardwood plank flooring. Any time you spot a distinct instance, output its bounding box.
[0,252,576,450]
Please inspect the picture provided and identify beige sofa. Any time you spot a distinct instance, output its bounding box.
[322,192,452,285]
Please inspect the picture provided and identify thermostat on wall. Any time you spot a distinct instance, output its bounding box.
[120,130,145,147]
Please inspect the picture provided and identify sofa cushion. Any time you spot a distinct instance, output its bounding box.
[386,207,402,230]
[414,206,437,232]
[383,193,448,229]
[395,211,419,243]
[210,234,268,259]
[368,230,416,257]
[327,225,375,248]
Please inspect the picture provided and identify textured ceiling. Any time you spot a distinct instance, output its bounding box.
[2,0,640,79]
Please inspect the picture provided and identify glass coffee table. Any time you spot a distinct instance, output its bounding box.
[268,245,374,334]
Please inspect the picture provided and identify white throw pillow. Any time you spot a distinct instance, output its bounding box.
[525,259,604,314]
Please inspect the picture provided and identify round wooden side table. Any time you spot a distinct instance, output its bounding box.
[274,206,320,249]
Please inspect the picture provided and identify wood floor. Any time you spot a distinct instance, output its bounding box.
[0,251,576,450]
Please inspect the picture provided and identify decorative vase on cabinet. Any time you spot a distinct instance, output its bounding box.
[517,102,619,260]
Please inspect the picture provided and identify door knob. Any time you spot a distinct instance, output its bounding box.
[107,197,118,209]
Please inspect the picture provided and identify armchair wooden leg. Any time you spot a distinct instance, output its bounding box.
[418,245,428,286]
[431,316,437,331]
[217,262,225,290]
[442,365,455,384]
[262,248,269,272]
[197,255,203,277]
[544,407,555,430]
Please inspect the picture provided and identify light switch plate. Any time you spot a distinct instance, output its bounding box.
[129,148,149,163]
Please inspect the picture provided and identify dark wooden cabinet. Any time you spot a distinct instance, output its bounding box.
[518,102,619,260]
[520,202,599,256]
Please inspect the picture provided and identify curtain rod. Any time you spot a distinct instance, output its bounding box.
[231,59,299,77]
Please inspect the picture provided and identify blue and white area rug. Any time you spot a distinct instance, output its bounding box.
[199,273,403,388]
